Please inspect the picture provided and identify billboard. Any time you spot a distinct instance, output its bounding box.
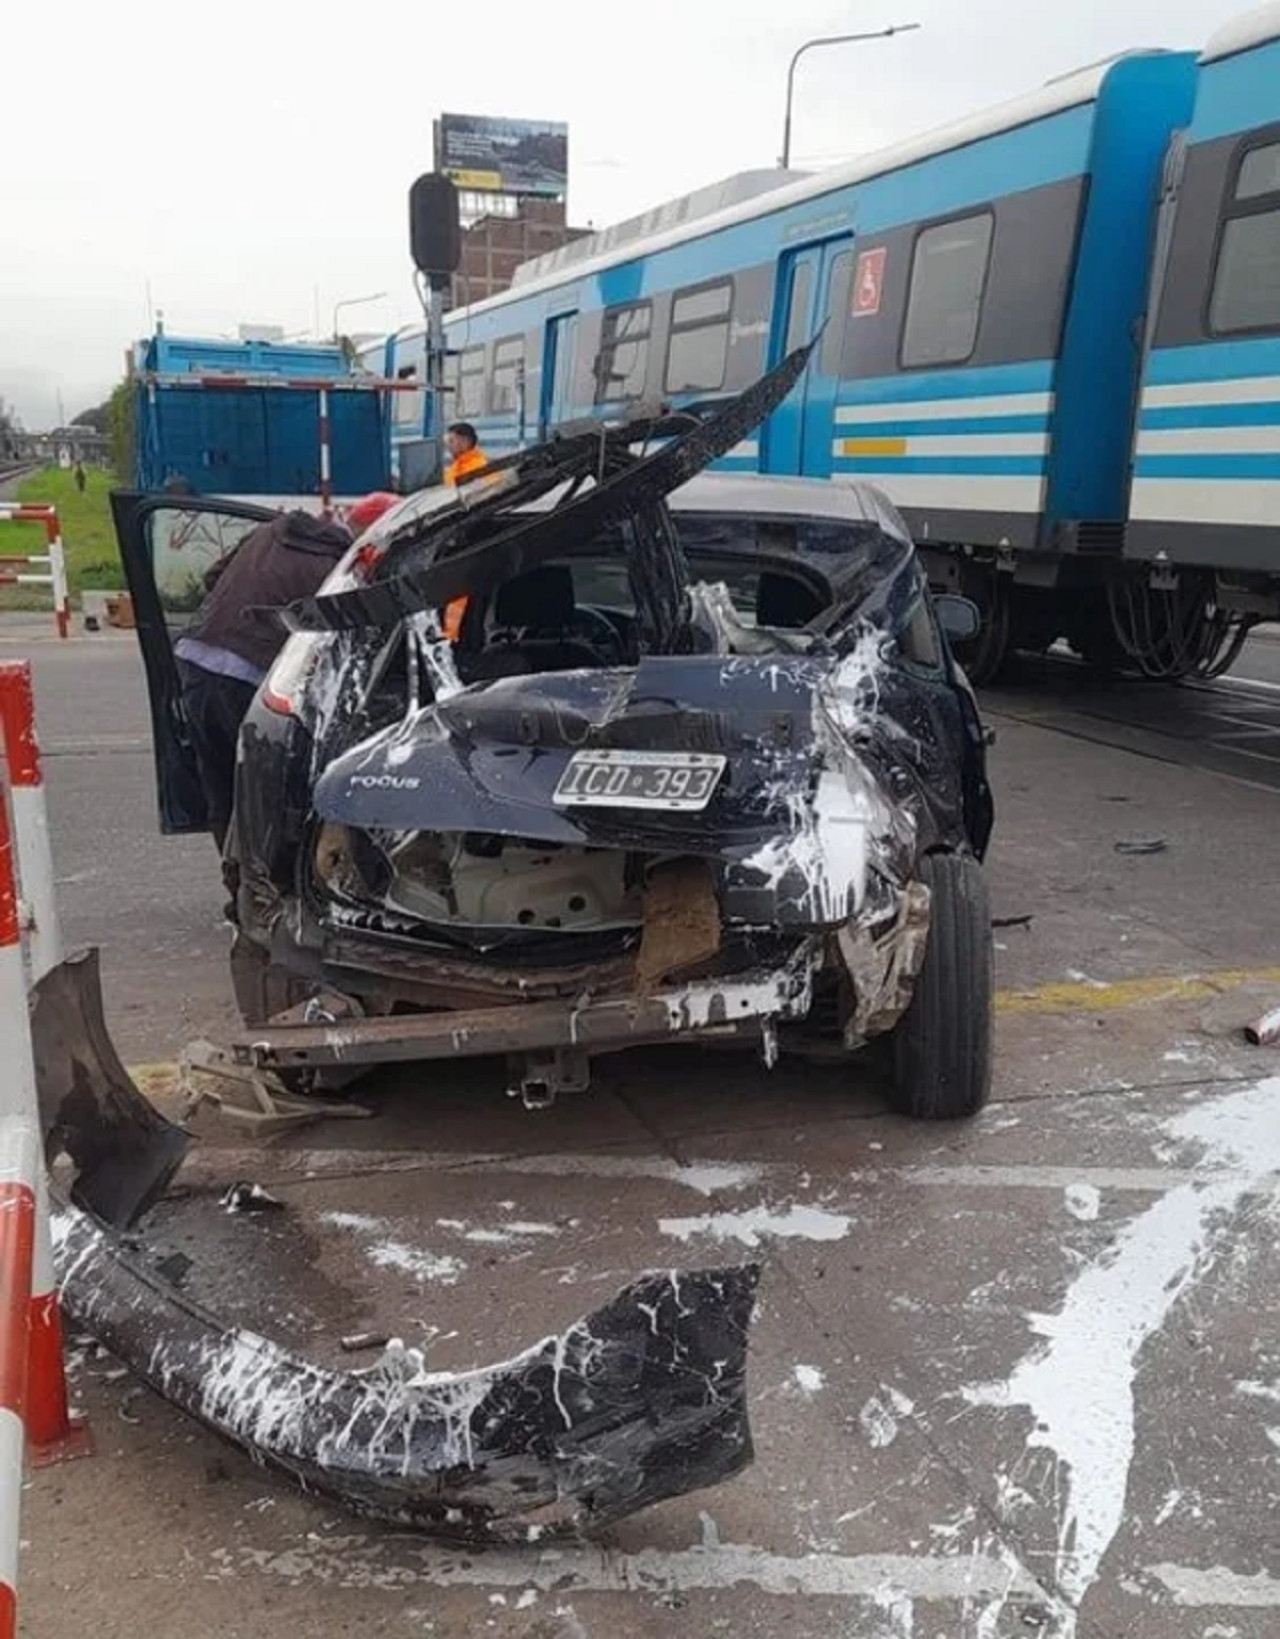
[434,114,568,198]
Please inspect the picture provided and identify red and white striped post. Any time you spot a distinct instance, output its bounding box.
[0,770,54,1632]
[0,664,85,1500]
[0,506,71,641]
[0,664,62,983]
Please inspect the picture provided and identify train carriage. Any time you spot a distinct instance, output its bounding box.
[382,9,1280,681]
[1128,4,1280,654]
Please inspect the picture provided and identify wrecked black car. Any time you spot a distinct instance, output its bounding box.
[114,354,994,1119]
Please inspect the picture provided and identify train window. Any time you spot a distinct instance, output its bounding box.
[1237,142,1280,200]
[356,341,385,376]
[1209,141,1280,335]
[442,351,460,412]
[393,335,426,428]
[820,251,855,376]
[489,337,525,414]
[595,303,652,402]
[900,213,994,368]
[664,281,733,394]
[457,346,487,418]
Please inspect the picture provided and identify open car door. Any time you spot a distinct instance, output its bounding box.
[110,492,278,834]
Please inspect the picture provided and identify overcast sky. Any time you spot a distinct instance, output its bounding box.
[0,0,1247,426]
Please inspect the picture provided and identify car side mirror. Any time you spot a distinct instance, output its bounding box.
[934,594,981,644]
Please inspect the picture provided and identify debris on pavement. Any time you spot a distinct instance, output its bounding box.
[1114,836,1168,855]
[339,1331,392,1354]
[219,1181,285,1215]
[1244,1003,1280,1046]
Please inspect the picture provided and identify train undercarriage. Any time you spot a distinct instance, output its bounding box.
[920,545,1275,685]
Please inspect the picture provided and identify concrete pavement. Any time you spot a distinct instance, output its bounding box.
[5,622,1279,1638]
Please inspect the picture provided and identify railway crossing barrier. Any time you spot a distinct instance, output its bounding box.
[0,660,89,1635]
[0,506,71,640]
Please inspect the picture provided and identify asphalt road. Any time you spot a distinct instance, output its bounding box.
[7,619,1280,1639]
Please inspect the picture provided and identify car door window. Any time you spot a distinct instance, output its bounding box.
[146,509,266,621]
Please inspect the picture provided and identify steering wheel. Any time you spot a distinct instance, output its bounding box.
[569,605,628,662]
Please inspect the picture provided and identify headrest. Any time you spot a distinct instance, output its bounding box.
[493,564,576,631]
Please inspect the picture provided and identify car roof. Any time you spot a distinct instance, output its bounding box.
[667,472,904,527]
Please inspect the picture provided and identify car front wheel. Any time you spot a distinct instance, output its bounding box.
[890,851,993,1119]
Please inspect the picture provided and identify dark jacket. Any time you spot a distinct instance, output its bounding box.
[186,511,351,674]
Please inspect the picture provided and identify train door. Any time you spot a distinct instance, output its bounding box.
[763,238,854,477]
[540,311,579,439]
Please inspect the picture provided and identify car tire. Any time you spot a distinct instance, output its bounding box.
[890,851,993,1120]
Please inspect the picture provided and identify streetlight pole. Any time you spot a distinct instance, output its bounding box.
[331,292,389,340]
[779,23,921,170]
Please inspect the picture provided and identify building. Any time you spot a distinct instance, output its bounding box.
[450,198,590,308]
[14,427,108,467]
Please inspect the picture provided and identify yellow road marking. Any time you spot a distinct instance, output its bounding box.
[840,435,908,457]
[995,965,1280,1016]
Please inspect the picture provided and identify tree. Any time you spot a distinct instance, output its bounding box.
[106,381,135,482]
[0,396,16,462]
[71,401,109,434]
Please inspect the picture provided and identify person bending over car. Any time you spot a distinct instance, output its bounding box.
[175,492,397,849]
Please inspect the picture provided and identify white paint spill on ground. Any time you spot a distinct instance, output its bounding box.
[794,1364,825,1395]
[435,1218,560,1245]
[1153,1489,1184,1527]
[962,1077,1280,1636]
[225,1535,1042,1603]
[859,1395,901,1449]
[320,1210,387,1233]
[1147,1564,1280,1607]
[1064,1183,1101,1222]
[368,1242,465,1284]
[659,1203,852,1248]
[857,1386,914,1451]
[321,1210,466,1284]
[1235,1379,1280,1403]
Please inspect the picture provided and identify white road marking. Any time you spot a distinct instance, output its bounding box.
[229,1536,1045,1604]
[847,1163,1258,1192]
[218,1148,768,1196]
[658,1203,852,1247]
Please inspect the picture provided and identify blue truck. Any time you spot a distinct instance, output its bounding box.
[129,331,393,500]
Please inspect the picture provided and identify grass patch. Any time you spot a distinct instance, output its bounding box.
[0,466,122,609]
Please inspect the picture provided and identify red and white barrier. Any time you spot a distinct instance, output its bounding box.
[0,664,62,983]
[0,663,87,1635]
[0,505,70,641]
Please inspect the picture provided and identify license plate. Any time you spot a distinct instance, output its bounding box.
[553,749,726,811]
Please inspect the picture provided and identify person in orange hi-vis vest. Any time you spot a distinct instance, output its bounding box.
[444,422,488,486]
[442,423,489,638]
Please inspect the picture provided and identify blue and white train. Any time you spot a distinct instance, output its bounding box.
[372,2,1280,679]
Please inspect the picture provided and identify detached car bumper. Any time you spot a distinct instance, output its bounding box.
[35,950,762,1538]
[54,1202,759,1539]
